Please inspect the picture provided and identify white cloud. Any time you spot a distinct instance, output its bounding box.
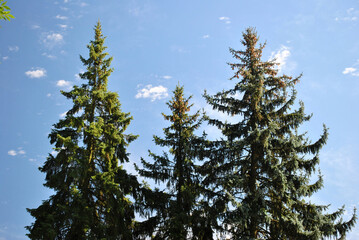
[2,56,8,61]
[64,0,69,2]
[25,68,47,78]
[31,24,40,29]
[42,52,56,59]
[8,46,19,52]
[202,34,210,39]
[219,16,229,21]
[7,149,25,156]
[46,33,63,42]
[56,79,72,89]
[58,24,68,29]
[270,45,291,72]
[43,33,64,48]
[80,2,87,7]
[8,150,17,156]
[18,150,26,155]
[219,16,231,24]
[60,111,68,118]
[162,75,172,80]
[55,15,68,20]
[136,84,168,101]
[343,67,356,75]
[335,8,359,22]
[47,93,52,97]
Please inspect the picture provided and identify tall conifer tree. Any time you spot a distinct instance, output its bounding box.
[26,21,140,239]
[136,85,208,239]
[203,28,356,239]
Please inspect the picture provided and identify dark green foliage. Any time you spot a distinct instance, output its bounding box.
[203,28,357,239]
[26,21,140,239]
[136,85,208,239]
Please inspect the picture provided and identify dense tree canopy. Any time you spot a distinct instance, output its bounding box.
[25,22,357,239]
[136,85,210,239]
[203,28,357,239]
[26,21,140,239]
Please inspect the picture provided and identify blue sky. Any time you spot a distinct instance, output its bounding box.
[1,0,359,239]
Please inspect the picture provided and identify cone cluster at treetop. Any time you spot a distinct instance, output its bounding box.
[26,21,356,239]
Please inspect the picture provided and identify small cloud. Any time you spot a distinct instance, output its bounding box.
[2,56,8,61]
[135,84,168,101]
[202,34,210,39]
[270,45,291,72]
[8,150,17,156]
[18,150,26,155]
[29,158,36,162]
[162,75,172,80]
[8,46,19,52]
[42,52,56,59]
[31,24,40,29]
[58,24,68,29]
[25,68,47,78]
[43,33,64,48]
[343,67,356,74]
[7,149,25,156]
[80,2,87,7]
[56,79,72,89]
[343,67,359,76]
[46,33,63,42]
[55,15,68,20]
[46,93,52,97]
[60,111,68,118]
[219,16,229,21]
[335,8,359,22]
[219,16,231,24]
[64,0,69,2]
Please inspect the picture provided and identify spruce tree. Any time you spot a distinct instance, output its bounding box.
[26,21,140,239]
[203,28,356,239]
[136,85,207,239]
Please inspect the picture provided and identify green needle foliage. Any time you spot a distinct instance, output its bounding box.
[136,85,207,239]
[26,21,140,239]
[203,28,357,239]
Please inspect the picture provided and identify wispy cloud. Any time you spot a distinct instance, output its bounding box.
[135,84,168,101]
[31,24,40,29]
[7,149,26,156]
[25,68,46,78]
[270,45,291,72]
[42,52,56,59]
[162,75,172,80]
[46,93,52,97]
[2,56,8,61]
[202,34,210,39]
[335,8,359,22]
[8,46,19,52]
[219,16,231,24]
[56,79,72,90]
[55,15,68,20]
[80,2,87,7]
[58,24,68,29]
[59,111,68,118]
[42,33,64,48]
[7,150,17,156]
[128,2,152,17]
[343,67,359,76]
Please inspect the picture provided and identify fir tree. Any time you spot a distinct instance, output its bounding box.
[203,28,357,239]
[26,21,140,239]
[136,85,207,239]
